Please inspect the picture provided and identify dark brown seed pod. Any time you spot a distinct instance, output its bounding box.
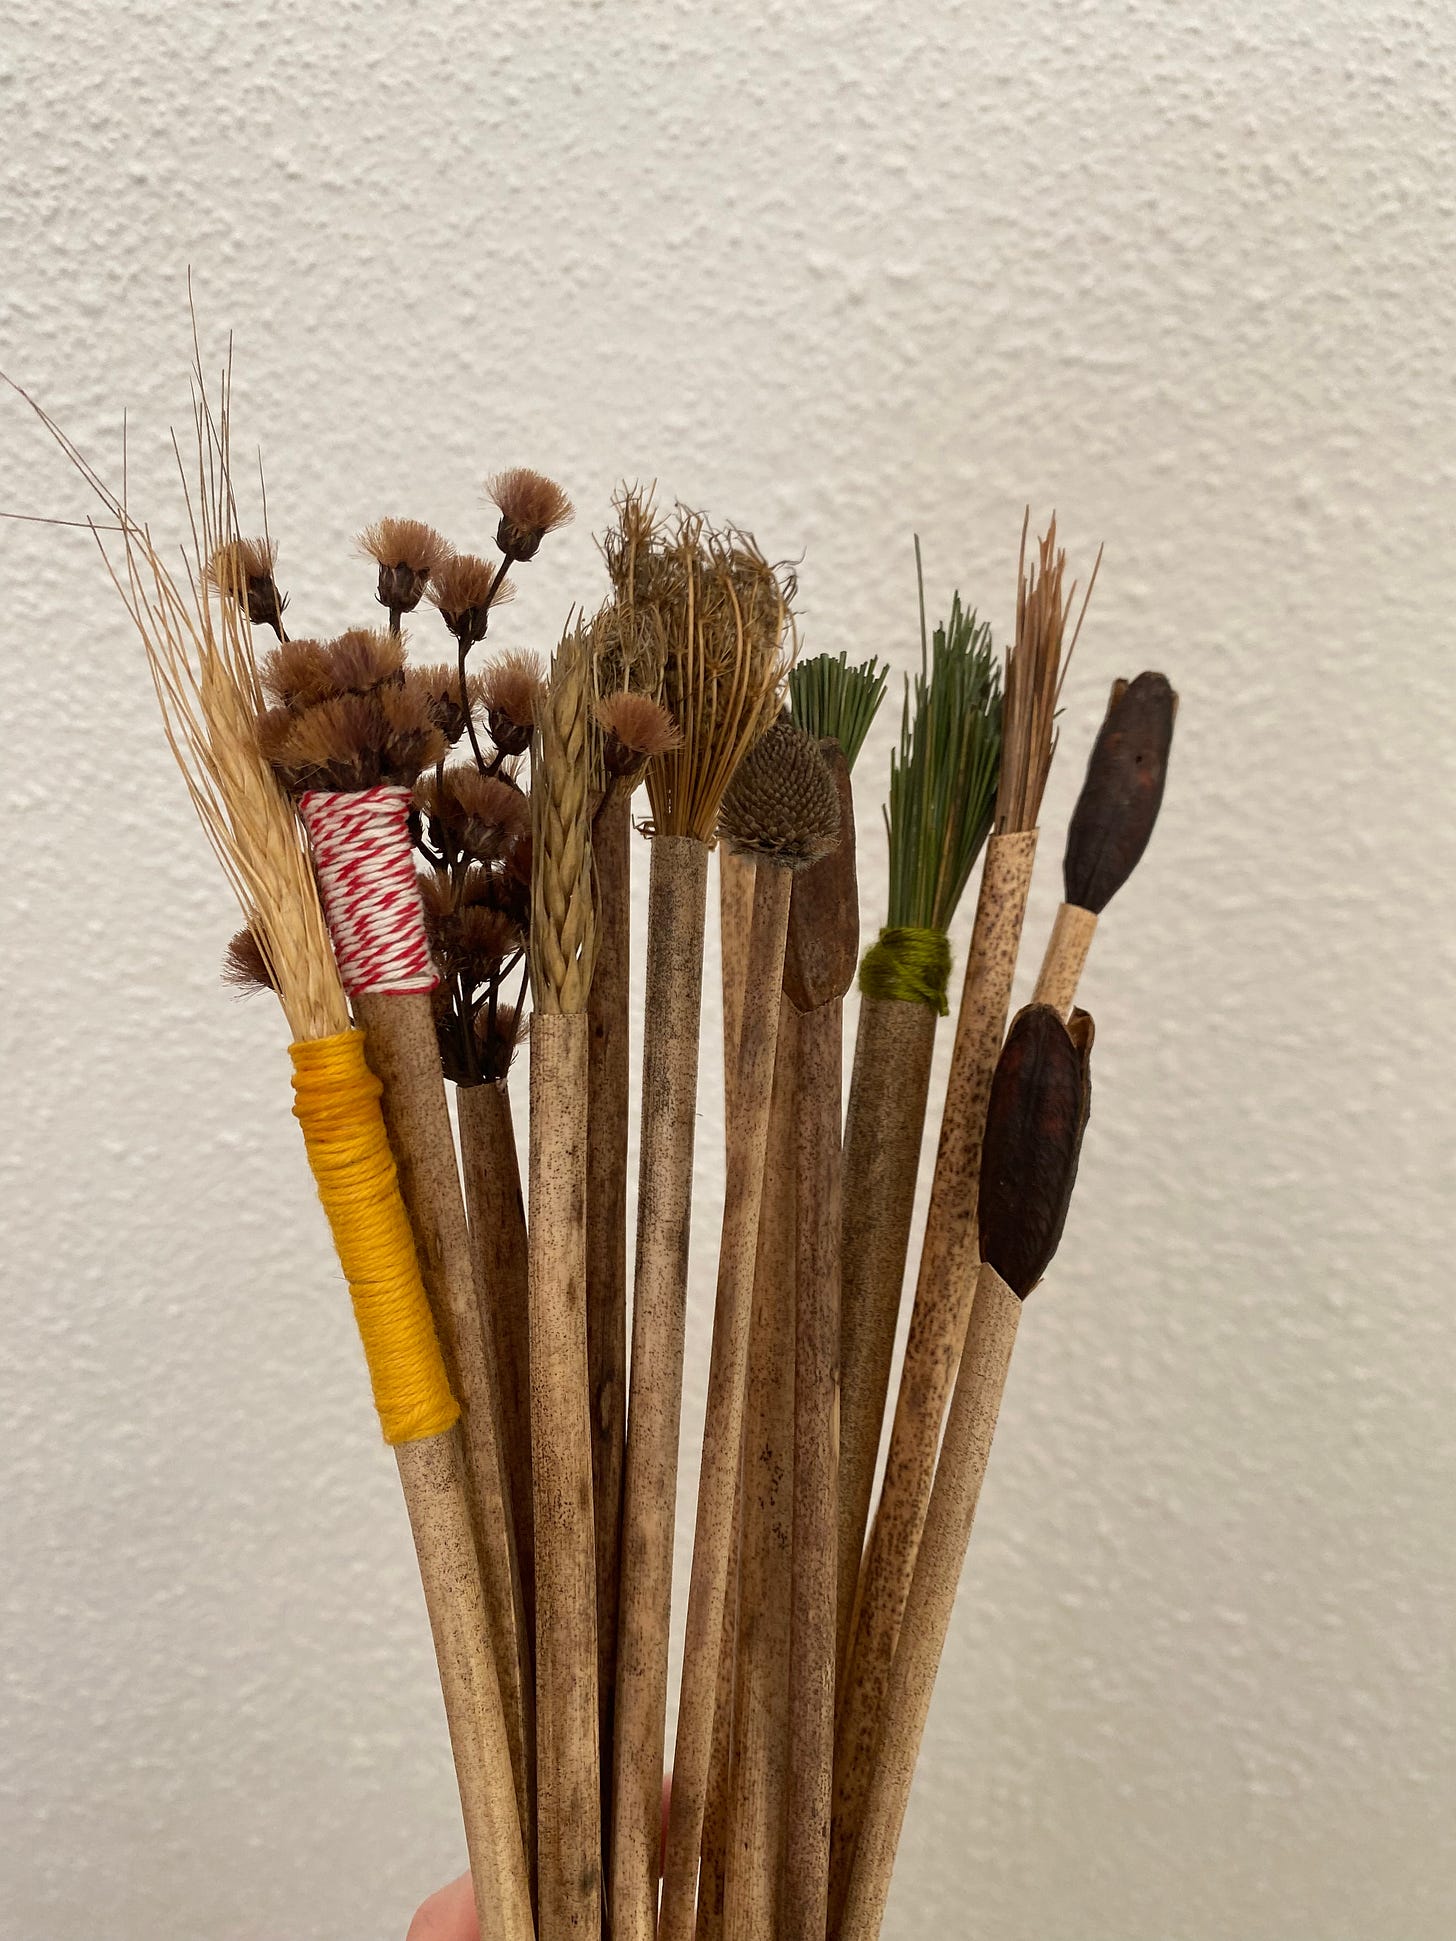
[718,717,840,867]
[478,648,545,757]
[259,629,406,711]
[1062,671,1176,913]
[977,1002,1094,1298]
[259,680,445,793]
[417,764,531,863]
[486,468,574,562]
[207,537,288,635]
[782,740,859,1012]
[428,552,514,648]
[358,517,450,617]
[222,925,276,995]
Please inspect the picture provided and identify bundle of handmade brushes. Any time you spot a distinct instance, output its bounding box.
[14,349,1177,1941]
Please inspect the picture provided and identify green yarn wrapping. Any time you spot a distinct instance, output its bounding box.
[857,926,953,1014]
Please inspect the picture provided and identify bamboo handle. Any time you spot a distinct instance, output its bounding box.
[723,998,799,1941]
[659,860,795,1941]
[612,835,711,1941]
[588,783,632,1881]
[355,991,532,1848]
[836,1267,1020,1941]
[720,845,757,1132]
[834,996,939,1674]
[457,1079,535,1690]
[530,1011,601,1941]
[396,1429,535,1941]
[830,831,1035,1922]
[784,996,843,1941]
[1032,901,1097,1016]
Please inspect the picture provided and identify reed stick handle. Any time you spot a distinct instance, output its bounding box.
[1032,901,1098,1016]
[836,1267,1020,1941]
[356,991,533,1849]
[530,1011,602,1941]
[396,1429,535,1941]
[659,859,794,1941]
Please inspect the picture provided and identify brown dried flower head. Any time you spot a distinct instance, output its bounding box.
[260,680,445,793]
[260,629,405,711]
[478,648,546,756]
[358,517,450,617]
[428,552,514,648]
[412,663,487,746]
[207,537,287,635]
[719,717,840,866]
[473,1000,526,1082]
[487,468,574,562]
[421,764,532,862]
[222,925,276,996]
[596,691,681,768]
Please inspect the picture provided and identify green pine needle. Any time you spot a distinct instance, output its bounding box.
[788,650,889,771]
[884,541,1003,932]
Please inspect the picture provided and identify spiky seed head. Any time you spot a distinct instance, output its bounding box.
[413,663,487,746]
[417,765,531,863]
[719,718,840,866]
[259,629,405,711]
[428,552,514,648]
[207,537,287,633]
[358,517,451,616]
[487,468,574,562]
[260,682,445,793]
[596,690,681,778]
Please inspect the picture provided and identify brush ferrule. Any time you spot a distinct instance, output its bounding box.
[299,785,439,998]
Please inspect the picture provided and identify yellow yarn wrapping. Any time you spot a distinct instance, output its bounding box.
[289,1029,459,1445]
[858,925,953,1015]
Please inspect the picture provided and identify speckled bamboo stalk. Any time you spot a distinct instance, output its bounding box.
[834,1266,1021,1941]
[613,834,711,1941]
[784,995,843,1941]
[587,781,632,1879]
[829,829,1037,1920]
[457,1077,535,1692]
[834,996,938,1673]
[723,997,799,1941]
[355,990,531,1847]
[397,1429,536,1941]
[720,845,757,1132]
[530,1011,601,1941]
[1032,901,1098,1016]
[659,858,795,1941]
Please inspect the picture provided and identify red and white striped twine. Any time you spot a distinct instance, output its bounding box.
[299,786,438,998]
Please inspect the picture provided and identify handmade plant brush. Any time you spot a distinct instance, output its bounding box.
[831,514,1098,1920]
[259,633,534,1848]
[610,515,786,1941]
[529,618,602,1941]
[658,719,840,1941]
[21,369,533,1941]
[834,570,1001,1675]
[838,1002,1093,1941]
[1033,670,1178,1014]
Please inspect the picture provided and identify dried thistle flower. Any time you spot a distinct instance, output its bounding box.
[473,999,526,1081]
[416,764,531,863]
[719,716,840,866]
[487,468,574,562]
[478,648,546,757]
[596,690,681,780]
[428,551,514,648]
[358,517,450,620]
[207,537,288,637]
[261,682,445,793]
[222,924,276,996]
[259,629,405,711]
[413,662,488,746]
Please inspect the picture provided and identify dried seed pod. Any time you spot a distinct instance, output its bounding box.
[1062,671,1177,913]
[719,718,840,867]
[478,649,546,758]
[782,740,859,1012]
[596,690,681,779]
[413,664,487,746]
[977,1003,1093,1298]
[486,467,574,562]
[358,517,450,617]
[259,629,405,711]
[222,924,276,996]
[420,764,532,863]
[260,680,445,793]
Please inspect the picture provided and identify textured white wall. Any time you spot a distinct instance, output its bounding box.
[2,2,1453,1936]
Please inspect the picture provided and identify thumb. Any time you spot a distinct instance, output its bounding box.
[406,1871,476,1940]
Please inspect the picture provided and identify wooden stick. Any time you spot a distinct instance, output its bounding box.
[784,994,842,1941]
[530,1010,601,1941]
[1032,901,1098,1016]
[829,829,1036,1920]
[457,1077,535,1692]
[397,1428,536,1941]
[587,781,632,1880]
[834,995,938,1673]
[835,1266,1021,1941]
[355,990,532,1849]
[658,858,795,1941]
[695,1486,741,1941]
[612,833,711,1941]
[723,998,798,1941]
[720,844,757,1129]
